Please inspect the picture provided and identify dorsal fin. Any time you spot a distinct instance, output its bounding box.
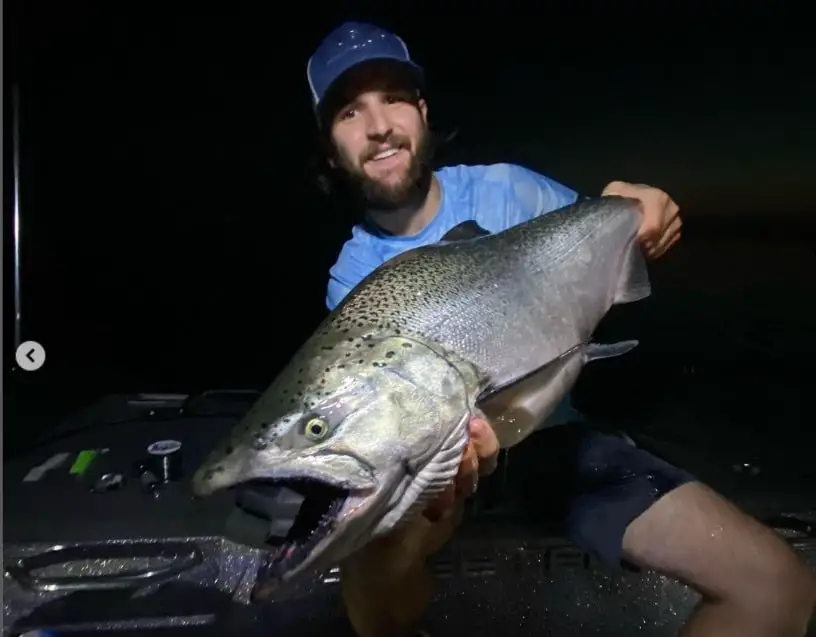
[439,220,491,243]
[382,220,492,269]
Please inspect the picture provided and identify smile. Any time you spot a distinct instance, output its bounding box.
[371,148,401,161]
[365,147,409,174]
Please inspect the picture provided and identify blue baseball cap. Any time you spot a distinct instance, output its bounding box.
[307,21,424,109]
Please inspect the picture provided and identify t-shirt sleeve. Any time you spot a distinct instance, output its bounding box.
[326,276,352,312]
[325,240,380,311]
[504,163,579,225]
[478,163,580,228]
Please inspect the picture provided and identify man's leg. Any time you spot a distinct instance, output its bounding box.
[562,430,815,636]
[622,481,815,636]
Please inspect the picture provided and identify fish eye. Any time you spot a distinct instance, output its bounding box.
[303,416,330,441]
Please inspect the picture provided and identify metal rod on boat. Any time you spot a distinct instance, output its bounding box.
[12,84,23,351]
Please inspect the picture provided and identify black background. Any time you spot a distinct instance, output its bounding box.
[5,2,815,458]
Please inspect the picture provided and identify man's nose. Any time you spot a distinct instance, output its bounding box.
[364,104,392,139]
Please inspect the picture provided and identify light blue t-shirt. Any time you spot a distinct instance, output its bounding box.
[325,162,585,425]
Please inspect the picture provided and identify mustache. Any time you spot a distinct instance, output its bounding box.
[361,135,410,162]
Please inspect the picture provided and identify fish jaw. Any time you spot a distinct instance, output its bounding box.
[191,447,386,587]
[246,461,408,594]
[191,444,378,497]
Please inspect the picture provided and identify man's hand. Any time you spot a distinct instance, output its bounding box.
[601,181,682,259]
[423,414,500,522]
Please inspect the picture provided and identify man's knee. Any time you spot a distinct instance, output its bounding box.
[622,481,816,630]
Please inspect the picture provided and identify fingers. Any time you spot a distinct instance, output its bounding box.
[603,182,681,258]
[638,198,681,259]
[648,215,682,259]
[455,440,480,497]
[636,196,676,241]
[469,415,499,476]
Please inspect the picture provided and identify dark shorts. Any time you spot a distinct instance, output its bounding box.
[512,424,697,569]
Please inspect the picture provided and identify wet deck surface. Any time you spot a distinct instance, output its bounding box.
[5,375,815,636]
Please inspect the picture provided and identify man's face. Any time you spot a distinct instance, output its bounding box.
[328,83,431,211]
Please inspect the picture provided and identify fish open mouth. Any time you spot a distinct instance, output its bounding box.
[226,478,349,579]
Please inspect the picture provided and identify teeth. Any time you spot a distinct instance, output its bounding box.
[373,148,400,160]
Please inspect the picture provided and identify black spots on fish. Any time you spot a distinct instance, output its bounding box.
[367,343,376,348]
[321,345,333,351]
[402,342,412,348]
[321,240,490,342]
[386,351,395,358]
[338,364,346,369]
[372,361,387,368]
[358,359,364,364]
[345,352,351,357]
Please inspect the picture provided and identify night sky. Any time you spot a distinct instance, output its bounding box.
[5,3,815,445]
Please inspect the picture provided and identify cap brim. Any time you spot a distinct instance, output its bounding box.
[317,56,424,107]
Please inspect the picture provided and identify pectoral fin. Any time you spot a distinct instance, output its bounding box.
[586,339,639,360]
[477,340,639,448]
[478,347,583,448]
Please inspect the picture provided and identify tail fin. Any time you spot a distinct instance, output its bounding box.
[614,243,651,304]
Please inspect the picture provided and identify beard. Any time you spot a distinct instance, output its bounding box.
[332,126,433,212]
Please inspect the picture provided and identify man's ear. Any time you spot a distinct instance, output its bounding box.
[418,98,428,124]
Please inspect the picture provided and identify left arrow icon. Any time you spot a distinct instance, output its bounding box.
[16,341,46,371]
